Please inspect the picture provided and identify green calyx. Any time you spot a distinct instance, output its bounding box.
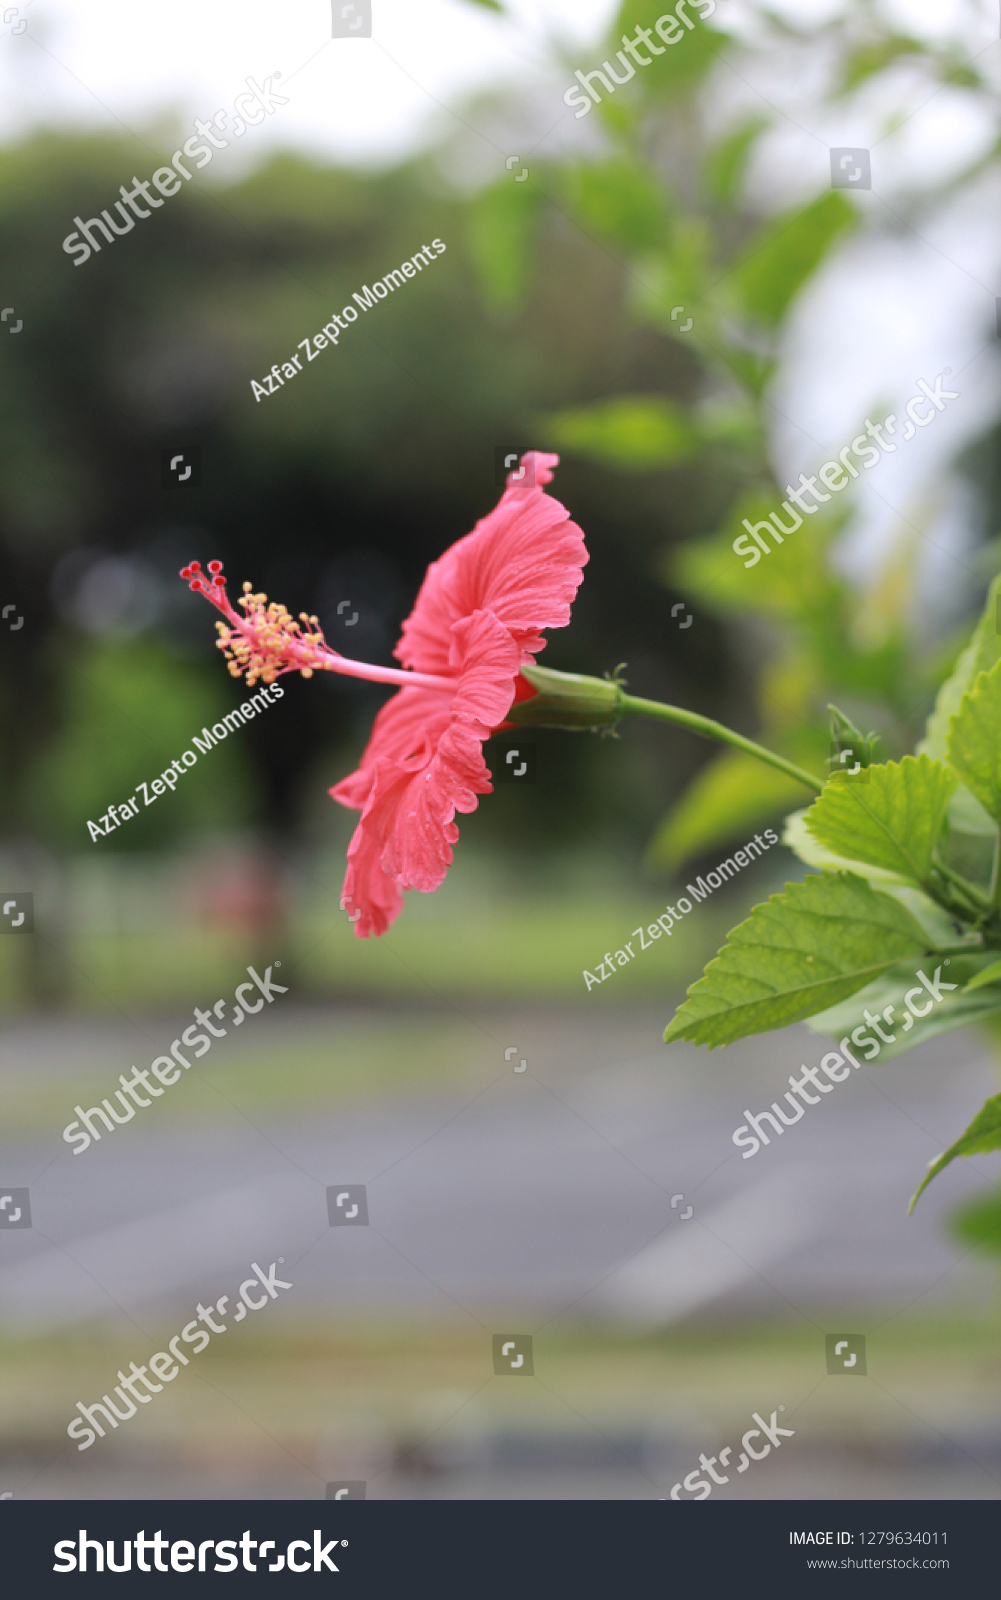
[505,665,824,789]
[504,664,625,730]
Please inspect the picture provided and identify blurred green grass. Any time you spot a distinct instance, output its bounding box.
[0,856,785,1139]
[0,865,746,1016]
[0,883,721,1135]
[4,1315,999,1474]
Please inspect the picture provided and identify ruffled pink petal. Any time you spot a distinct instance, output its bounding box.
[338,611,520,937]
[338,759,412,938]
[395,452,587,677]
[329,685,452,811]
[510,451,558,489]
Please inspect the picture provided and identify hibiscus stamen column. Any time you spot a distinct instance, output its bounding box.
[180,561,460,694]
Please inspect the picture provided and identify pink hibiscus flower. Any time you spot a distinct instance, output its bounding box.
[181,452,588,938]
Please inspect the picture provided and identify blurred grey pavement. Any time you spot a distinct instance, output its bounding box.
[2,1004,999,1335]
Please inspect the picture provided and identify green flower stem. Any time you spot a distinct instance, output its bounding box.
[509,666,821,794]
[616,693,824,795]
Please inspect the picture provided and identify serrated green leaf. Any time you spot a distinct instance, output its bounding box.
[920,573,1001,759]
[807,950,998,1063]
[783,810,930,889]
[947,656,1001,821]
[664,872,930,1049]
[964,958,1001,992]
[909,1092,1001,1211]
[803,756,956,887]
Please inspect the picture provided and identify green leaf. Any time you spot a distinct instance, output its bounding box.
[705,118,769,204]
[560,159,668,253]
[783,810,932,889]
[952,1186,1001,1256]
[664,871,931,1049]
[947,65,982,90]
[466,180,541,313]
[612,1,726,94]
[802,756,956,887]
[628,220,712,337]
[806,950,999,1064]
[909,1092,1001,1212]
[729,192,857,326]
[919,573,1001,759]
[964,958,1001,992]
[670,493,847,618]
[840,36,924,93]
[947,656,1001,820]
[545,396,695,471]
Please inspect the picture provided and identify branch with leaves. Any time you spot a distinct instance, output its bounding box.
[664,575,1001,1211]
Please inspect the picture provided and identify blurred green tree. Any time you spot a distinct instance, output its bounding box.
[22,638,256,849]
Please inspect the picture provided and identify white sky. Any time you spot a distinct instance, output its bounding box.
[0,0,619,168]
[4,0,1001,610]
